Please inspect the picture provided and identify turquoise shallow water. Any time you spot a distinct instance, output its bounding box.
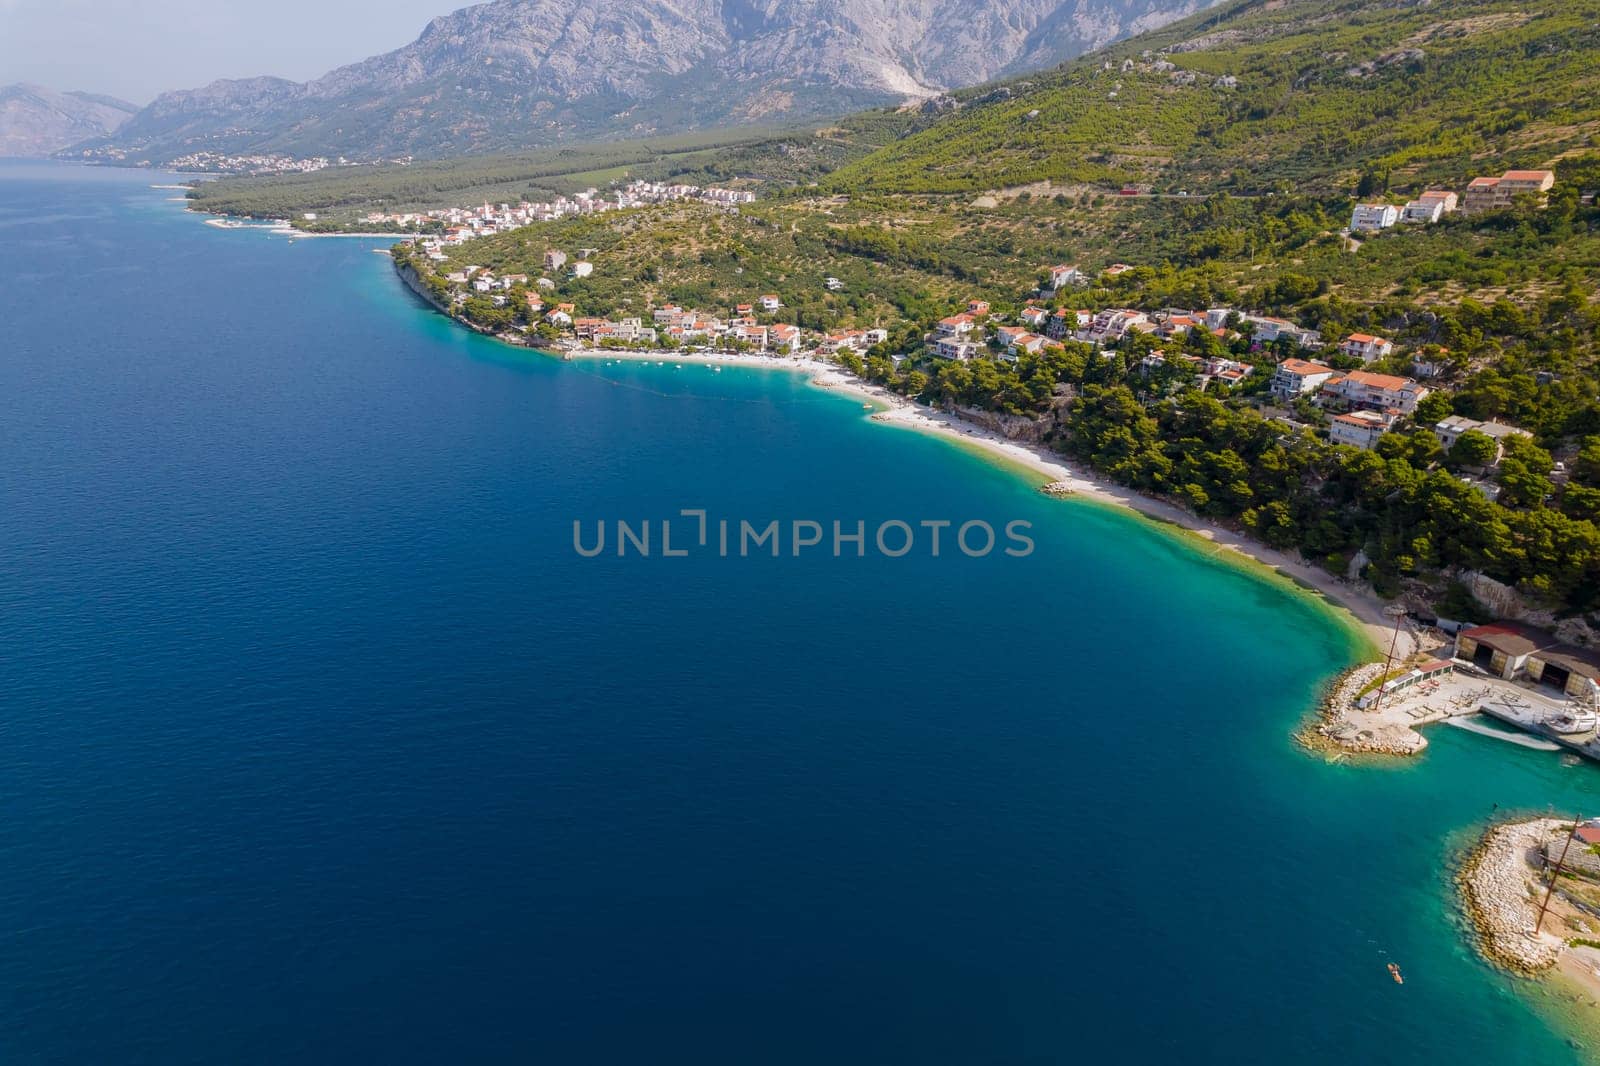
[1,161,1598,1063]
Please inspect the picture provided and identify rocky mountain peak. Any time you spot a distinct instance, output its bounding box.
[71,0,1216,163]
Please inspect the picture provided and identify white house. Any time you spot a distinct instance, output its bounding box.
[1200,357,1253,387]
[759,294,782,312]
[1350,203,1400,232]
[1401,190,1457,223]
[770,324,802,352]
[1047,264,1086,291]
[1245,314,1322,347]
[1433,416,1532,463]
[595,318,658,344]
[1339,333,1395,362]
[936,313,976,338]
[733,323,768,349]
[1208,310,1321,348]
[935,337,981,360]
[1008,332,1047,356]
[1079,309,1149,346]
[1269,359,1338,401]
[1320,370,1428,414]
[1329,409,1395,449]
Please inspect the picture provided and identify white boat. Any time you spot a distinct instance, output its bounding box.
[1548,708,1598,735]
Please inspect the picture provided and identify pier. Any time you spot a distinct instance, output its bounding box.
[1473,686,1600,761]
[1317,655,1600,763]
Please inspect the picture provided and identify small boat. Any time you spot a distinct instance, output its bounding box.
[1548,707,1598,735]
[862,403,874,410]
[1388,963,1403,985]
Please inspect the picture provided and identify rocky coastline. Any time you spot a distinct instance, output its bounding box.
[1459,818,1568,974]
[1301,661,1429,757]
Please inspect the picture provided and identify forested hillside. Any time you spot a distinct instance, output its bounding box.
[824,0,1600,194]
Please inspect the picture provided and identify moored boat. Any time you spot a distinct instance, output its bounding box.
[1548,707,1598,735]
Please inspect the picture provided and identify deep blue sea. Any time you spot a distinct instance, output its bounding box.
[3,162,1599,1064]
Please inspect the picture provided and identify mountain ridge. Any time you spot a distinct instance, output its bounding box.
[67,0,1215,164]
[0,84,138,158]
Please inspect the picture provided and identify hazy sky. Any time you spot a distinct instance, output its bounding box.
[0,0,461,104]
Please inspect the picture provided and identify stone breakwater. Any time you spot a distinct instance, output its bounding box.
[1303,662,1428,756]
[1460,818,1567,974]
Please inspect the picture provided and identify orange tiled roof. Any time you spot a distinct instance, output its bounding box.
[1279,359,1334,375]
[1342,370,1413,390]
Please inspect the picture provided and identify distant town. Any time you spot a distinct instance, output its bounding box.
[374,179,755,241]
[169,152,343,175]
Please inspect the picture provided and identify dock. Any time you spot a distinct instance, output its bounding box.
[1318,653,1600,762]
[1474,687,1600,761]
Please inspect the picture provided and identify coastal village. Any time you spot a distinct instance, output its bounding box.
[166,151,341,175]
[381,179,755,242]
[405,166,1563,478]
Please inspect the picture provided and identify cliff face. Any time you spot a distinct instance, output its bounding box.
[0,84,137,158]
[72,0,1212,163]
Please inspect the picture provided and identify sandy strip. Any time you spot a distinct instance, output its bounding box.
[566,346,1396,657]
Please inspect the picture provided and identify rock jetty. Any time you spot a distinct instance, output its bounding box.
[1460,818,1567,974]
[1305,662,1428,756]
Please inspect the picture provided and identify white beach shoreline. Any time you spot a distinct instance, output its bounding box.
[189,194,1398,660]
[202,216,412,238]
[562,345,1394,657]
